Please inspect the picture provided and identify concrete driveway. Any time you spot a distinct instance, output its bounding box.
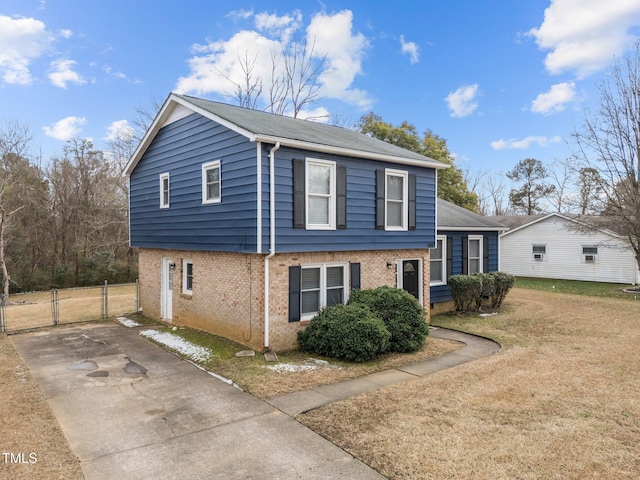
[11,322,385,479]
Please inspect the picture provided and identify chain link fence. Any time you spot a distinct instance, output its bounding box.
[0,281,139,333]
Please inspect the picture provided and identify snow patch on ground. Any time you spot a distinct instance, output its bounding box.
[266,364,319,373]
[140,329,212,362]
[116,316,141,328]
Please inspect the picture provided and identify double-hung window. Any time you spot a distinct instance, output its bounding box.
[300,264,346,319]
[430,236,446,284]
[159,173,170,208]
[468,235,483,274]
[202,160,221,204]
[306,159,336,229]
[385,169,408,230]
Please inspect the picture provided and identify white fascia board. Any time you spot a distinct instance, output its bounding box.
[254,134,450,170]
[500,212,622,239]
[439,226,508,232]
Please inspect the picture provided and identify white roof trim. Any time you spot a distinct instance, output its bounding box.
[125,93,449,176]
[438,226,508,232]
[500,212,622,239]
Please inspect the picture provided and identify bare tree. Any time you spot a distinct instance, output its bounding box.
[485,172,509,216]
[547,159,576,213]
[572,41,640,271]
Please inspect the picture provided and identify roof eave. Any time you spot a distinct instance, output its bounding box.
[438,226,508,232]
[254,134,450,169]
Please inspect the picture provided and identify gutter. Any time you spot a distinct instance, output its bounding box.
[264,142,280,351]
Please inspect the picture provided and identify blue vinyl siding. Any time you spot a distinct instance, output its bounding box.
[430,230,500,304]
[129,113,259,252]
[264,146,437,253]
[130,113,439,255]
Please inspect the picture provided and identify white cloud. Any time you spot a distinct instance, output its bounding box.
[400,35,419,64]
[531,82,577,114]
[0,15,53,85]
[307,10,371,109]
[48,58,85,88]
[490,135,563,150]
[43,116,87,141]
[445,84,479,118]
[528,0,640,78]
[59,29,73,39]
[227,9,254,21]
[176,9,371,111]
[105,119,135,142]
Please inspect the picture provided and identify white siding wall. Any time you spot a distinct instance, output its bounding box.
[500,216,639,284]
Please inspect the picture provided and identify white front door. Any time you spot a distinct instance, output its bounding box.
[161,258,173,322]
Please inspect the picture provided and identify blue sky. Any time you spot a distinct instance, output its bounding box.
[2,0,640,181]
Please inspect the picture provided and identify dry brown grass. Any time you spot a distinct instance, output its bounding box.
[0,334,83,480]
[300,288,640,479]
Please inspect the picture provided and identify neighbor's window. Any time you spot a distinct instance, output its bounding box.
[159,173,170,208]
[306,159,336,229]
[182,260,193,295]
[202,160,221,204]
[385,169,408,230]
[430,236,446,284]
[300,264,346,319]
[532,244,546,261]
[468,235,483,274]
[582,246,598,263]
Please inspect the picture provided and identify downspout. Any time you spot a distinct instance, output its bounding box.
[264,141,280,351]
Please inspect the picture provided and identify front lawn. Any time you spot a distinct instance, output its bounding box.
[514,276,637,299]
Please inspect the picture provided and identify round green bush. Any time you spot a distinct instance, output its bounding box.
[297,303,391,362]
[349,286,428,353]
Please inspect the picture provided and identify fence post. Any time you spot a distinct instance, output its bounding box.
[0,301,5,333]
[135,278,139,314]
[51,289,59,326]
[102,280,108,319]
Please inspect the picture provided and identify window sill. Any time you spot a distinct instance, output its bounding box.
[180,293,193,299]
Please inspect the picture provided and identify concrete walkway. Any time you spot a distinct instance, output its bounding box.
[267,327,501,416]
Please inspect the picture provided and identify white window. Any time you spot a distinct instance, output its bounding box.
[300,264,347,319]
[202,160,221,204]
[430,236,447,285]
[532,244,546,261]
[182,260,193,295]
[468,235,483,274]
[306,159,336,229]
[385,169,408,230]
[159,173,170,208]
[582,246,598,263]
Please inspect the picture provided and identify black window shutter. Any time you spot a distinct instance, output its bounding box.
[350,262,361,290]
[462,236,469,275]
[337,165,347,229]
[288,266,301,322]
[408,173,417,230]
[446,236,453,279]
[483,236,489,273]
[293,159,305,229]
[375,169,385,229]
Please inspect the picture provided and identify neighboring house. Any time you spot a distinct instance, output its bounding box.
[491,213,640,285]
[125,93,447,352]
[430,199,506,311]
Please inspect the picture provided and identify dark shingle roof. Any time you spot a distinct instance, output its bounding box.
[176,94,445,166]
[437,199,506,231]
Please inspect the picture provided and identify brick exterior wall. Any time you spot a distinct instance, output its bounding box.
[138,248,430,353]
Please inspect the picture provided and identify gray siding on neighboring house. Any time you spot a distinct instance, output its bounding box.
[129,113,259,252]
[266,146,438,253]
[430,230,500,304]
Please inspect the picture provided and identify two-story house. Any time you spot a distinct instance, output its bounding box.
[125,93,447,352]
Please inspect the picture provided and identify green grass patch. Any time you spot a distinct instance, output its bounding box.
[514,277,637,299]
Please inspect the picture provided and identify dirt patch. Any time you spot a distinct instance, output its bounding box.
[0,334,83,480]
[300,289,640,479]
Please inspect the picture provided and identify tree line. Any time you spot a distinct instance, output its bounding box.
[0,125,133,299]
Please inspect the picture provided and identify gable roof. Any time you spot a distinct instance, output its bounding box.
[125,93,449,175]
[437,199,506,231]
[491,212,623,238]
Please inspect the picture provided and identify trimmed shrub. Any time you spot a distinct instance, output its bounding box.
[448,274,483,312]
[489,272,515,308]
[473,273,496,310]
[349,286,428,353]
[297,303,391,362]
